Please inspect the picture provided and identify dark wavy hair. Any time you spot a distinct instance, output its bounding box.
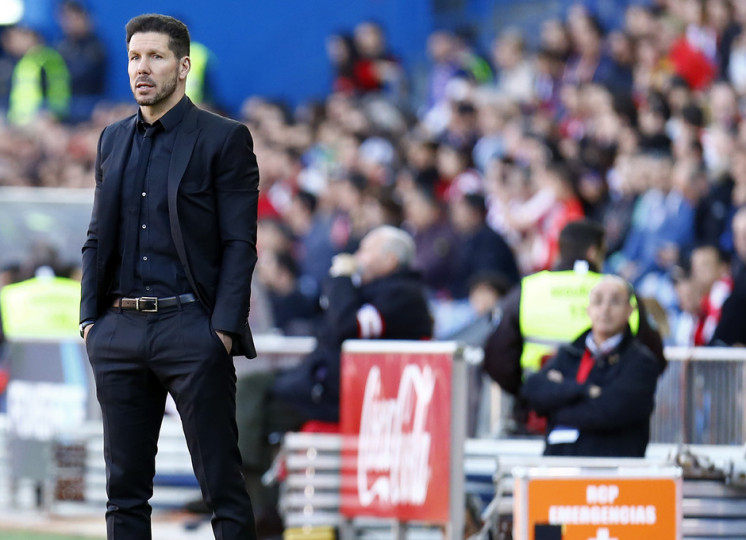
[125,14,190,59]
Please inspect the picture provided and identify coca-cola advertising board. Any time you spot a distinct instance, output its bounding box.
[340,340,463,525]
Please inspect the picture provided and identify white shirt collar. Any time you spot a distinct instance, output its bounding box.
[585,331,624,357]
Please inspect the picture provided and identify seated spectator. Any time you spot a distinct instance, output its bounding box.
[564,9,633,94]
[283,190,337,301]
[611,152,695,284]
[55,0,106,123]
[445,271,511,346]
[521,275,660,457]
[425,30,463,110]
[668,263,699,346]
[695,145,746,250]
[515,161,585,273]
[234,226,432,526]
[256,249,317,336]
[489,28,536,104]
[449,192,520,297]
[689,243,732,345]
[351,21,405,102]
[712,210,746,344]
[402,185,459,297]
[325,33,359,95]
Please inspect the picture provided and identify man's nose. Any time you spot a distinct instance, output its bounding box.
[136,59,150,73]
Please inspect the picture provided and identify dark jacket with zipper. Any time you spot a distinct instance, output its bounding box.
[521,327,659,457]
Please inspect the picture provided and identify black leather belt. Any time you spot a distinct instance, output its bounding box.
[113,293,197,313]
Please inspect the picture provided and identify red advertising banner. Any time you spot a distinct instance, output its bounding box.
[340,342,455,523]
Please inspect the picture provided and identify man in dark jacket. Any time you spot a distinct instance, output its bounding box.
[449,193,520,297]
[232,225,433,532]
[521,275,660,457]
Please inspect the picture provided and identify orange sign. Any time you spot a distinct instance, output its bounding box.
[516,475,681,540]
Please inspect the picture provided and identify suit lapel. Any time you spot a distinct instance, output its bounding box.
[167,102,202,300]
[99,118,136,264]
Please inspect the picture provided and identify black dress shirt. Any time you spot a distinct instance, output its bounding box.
[113,96,191,298]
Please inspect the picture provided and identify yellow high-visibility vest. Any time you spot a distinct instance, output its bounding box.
[186,42,210,104]
[518,269,640,375]
[8,45,70,125]
[0,276,81,339]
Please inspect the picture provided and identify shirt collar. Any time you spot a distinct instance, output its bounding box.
[136,95,190,134]
[585,331,624,357]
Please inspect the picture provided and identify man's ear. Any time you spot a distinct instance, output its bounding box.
[179,57,191,80]
[586,245,603,268]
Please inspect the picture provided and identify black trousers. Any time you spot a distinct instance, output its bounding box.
[86,301,256,540]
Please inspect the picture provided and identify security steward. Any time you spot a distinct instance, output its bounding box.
[0,266,80,339]
[482,219,664,434]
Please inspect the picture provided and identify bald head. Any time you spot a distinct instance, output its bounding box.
[587,275,634,343]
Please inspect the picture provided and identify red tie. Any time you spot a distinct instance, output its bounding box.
[576,348,594,383]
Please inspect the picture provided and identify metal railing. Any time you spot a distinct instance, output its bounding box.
[652,347,746,446]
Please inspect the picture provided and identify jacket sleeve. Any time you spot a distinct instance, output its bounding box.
[321,276,364,344]
[553,342,659,430]
[482,285,523,395]
[520,351,587,415]
[80,127,106,324]
[210,122,260,335]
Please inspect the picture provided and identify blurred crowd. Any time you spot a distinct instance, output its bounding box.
[3,0,746,347]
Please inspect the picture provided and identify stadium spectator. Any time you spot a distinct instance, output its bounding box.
[256,249,317,336]
[55,0,106,123]
[283,190,337,300]
[234,225,432,530]
[695,144,746,249]
[351,21,405,102]
[9,0,746,366]
[689,243,733,345]
[425,30,463,109]
[611,152,695,284]
[401,185,460,296]
[712,208,746,345]
[449,192,520,296]
[564,8,632,93]
[489,29,536,104]
[521,275,660,457]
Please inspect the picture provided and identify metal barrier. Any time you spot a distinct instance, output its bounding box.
[652,347,746,445]
[478,346,746,446]
[3,337,746,522]
[478,441,746,540]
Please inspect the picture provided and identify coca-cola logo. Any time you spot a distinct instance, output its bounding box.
[357,364,435,507]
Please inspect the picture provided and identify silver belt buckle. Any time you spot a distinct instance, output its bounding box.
[138,296,158,312]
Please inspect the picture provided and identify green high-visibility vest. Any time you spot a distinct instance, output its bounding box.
[186,42,210,104]
[518,270,640,375]
[0,276,81,339]
[8,45,70,125]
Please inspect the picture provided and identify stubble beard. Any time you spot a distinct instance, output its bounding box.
[133,71,178,107]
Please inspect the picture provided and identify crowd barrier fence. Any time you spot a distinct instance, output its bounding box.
[0,337,744,534]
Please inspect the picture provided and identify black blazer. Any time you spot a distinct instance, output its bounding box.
[80,98,259,358]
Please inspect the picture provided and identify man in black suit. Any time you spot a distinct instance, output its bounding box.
[79,14,258,540]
